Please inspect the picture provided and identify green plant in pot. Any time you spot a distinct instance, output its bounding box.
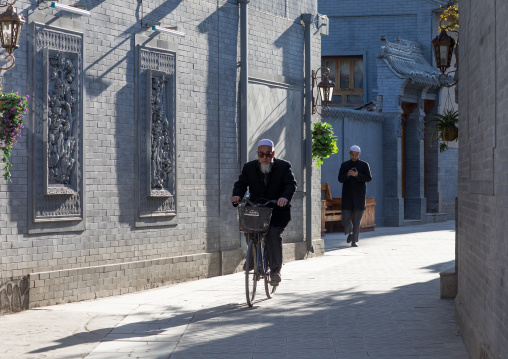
[0,92,29,181]
[312,121,338,168]
[429,109,458,152]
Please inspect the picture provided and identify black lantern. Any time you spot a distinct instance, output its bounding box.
[312,67,335,115]
[431,30,456,74]
[318,75,335,105]
[0,4,25,70]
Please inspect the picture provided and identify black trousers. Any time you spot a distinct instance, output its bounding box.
[265,226,284,273]
[342,209,364,243]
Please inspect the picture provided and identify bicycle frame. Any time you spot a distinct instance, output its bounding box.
[247,232,269,278]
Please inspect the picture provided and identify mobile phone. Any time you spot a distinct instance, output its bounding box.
[351,167,357,171]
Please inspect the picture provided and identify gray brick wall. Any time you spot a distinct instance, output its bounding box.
[0,0,323,311]
[456,1,508,359]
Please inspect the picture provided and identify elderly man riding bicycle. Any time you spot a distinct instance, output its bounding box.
[230,139,297,285]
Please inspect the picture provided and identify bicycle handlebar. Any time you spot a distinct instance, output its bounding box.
[232,197,289,208]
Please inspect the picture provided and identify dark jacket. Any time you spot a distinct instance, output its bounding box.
[338,159,372,211]
[232,158,297,228]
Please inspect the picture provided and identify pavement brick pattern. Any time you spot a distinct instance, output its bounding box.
[0,221,469,359]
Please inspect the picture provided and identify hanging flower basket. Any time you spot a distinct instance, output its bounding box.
[429,109,458,152]
[441,127,458,142]
[0,92,29,181]
[312,121,338,168]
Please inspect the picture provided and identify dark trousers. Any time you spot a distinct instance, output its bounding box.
[244,226,285,273]
[342,209,364,243]
[266,226,284,273]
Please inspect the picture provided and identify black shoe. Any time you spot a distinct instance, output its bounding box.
[346,234,353,243]
[351,242,358,247]
[270,272,281,286]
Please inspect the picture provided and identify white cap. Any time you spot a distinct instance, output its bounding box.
[258,139,274,148]
[349,145,361,152]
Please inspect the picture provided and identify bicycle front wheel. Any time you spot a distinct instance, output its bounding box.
[260,239,277,299]
[245,238,258,307]
[264,274,277,298]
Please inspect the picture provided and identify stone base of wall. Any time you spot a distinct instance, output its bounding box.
[439,267,457,298]
[23,239,324,311]
[0,276,30,314]
[283,238,325,261]
[455,296,494,359]
[29,253,222,308]
[425,212,448,224]
[221,248,244,274]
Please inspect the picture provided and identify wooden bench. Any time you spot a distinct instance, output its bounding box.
[321,183,342,236]
[320,182,376,236]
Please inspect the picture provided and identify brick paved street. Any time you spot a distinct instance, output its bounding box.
[0,221,469,359]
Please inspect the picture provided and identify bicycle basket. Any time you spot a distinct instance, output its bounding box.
[238,205,273,233]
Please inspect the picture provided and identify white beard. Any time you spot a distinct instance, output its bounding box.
[260,163,272,174]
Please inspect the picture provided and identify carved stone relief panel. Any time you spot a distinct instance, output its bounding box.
[147,71,175,198]
[44,50,78,195]
[30,24,84,228]
[137,47,177,224]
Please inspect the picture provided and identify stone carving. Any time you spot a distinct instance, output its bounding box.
[150,76,172,193]
[32,25,83,222]
[138,48,176,218]
[0,276,30,314]
[141,50,175,75]
[47,53,77,184]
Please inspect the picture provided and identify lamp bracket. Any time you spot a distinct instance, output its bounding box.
[0,51,15,71]
[0,0,16,8]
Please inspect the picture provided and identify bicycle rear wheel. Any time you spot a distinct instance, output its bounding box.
[245,238,258,307]
[260,238,277,299]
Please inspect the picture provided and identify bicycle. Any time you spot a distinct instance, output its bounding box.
[235,197,281,307]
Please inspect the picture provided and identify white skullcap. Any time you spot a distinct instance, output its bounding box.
[258,139,274,148]
[349,145,361,152]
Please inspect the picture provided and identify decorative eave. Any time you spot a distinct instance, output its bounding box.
[378,36,454,87]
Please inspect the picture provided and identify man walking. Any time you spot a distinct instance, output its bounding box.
[338,145,372,247]
[230,139,297,284]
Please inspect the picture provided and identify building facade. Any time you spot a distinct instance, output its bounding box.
[456,1,508,358]
[0,0,324,313]
[318,0,458,226]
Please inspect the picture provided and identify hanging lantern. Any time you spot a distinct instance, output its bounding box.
[0,5,25,61]
[431,29,456,74]
[312,67,335,115]
[318,74,335,107]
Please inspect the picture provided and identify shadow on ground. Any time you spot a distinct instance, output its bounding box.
[28,259,464,359]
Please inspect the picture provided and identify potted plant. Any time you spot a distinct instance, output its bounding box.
[312,121,338,168]
[0,92,28,181]
[429,109,458,152]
